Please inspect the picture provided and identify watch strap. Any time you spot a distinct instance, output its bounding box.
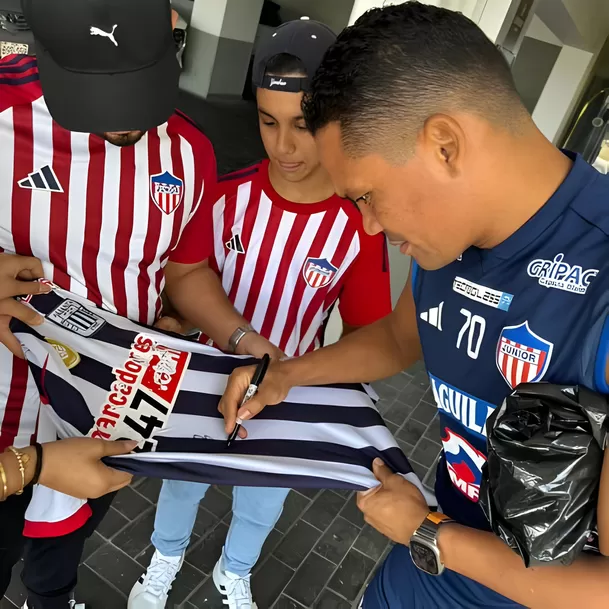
[228,324,254,353]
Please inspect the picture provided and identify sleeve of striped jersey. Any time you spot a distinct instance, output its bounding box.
[338,232,392,326]
[0,55,43,114]
[169,137,217,264]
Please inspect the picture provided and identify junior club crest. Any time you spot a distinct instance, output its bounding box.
[496,321,553,389]
[150,171,184,215]
[303,257,338,289]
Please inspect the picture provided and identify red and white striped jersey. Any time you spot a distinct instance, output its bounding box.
[207,160,392,357]
[0,55,216,450]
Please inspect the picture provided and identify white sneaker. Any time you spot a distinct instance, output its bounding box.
[128,549,184,609]
[212,559,258,609]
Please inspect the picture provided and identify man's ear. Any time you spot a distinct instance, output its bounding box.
[421,114,464,178]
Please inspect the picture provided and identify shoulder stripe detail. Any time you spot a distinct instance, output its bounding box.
[174,110,208,135]
[0,58,37,74]
[0,72,39,86]
[218,166,259,183]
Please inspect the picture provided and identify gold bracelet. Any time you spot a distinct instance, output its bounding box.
[0,462,7,501]
[6,446,28,496]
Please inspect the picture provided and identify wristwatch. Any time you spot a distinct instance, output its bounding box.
[409,512,453,576]
[228,324,254,353]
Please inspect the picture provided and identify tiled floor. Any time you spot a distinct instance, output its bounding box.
[2,97,440,608]
[2,363,439,609]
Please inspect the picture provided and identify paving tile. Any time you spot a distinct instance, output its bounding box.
[315,517,360,565]
[192,506,221,539]
[183,575,224,608]
[113,510,155,558]
[397,419,427,446]
[421,386,436,406]
[396,439,415,457]
[112,486,152,521]
[273,595,307,608]
[135,543,155,568]
[404,360,426,376]
[256,528,284,571]
[96,506,130,540]
[275,491,311,533]
[134,477,163,503]
[200,486,233,519]
[411,438,442,469]
[187,522,229,575]
[85,543,143,596]
[424,465,437,491]
[314,589,352,608]
[369,381,399,403]
[382,400,414,426]
[294,487,321,500]
[354,525,390,562]
[339,494,365,529]
[284,553,336,607]
[217,485,233,499]
[0,598,17,609]
[74,564,126,607]
[425,415,442,442]
[410,460,429,482]
[302,490,345,531]
[410,369,431,391]
[380,372,411,391]
[374,397,395,416]
[273,520,322,569]
[82,531,106,562]
[252,556,294,608]
[328,549,375,601]
[385,420,399,435]
[411,401,437,426]
[167,561,206,606]
[3,559,26,608]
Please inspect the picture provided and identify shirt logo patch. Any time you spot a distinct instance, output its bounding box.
[225,233,245,254]
[150,171,184,215]
[91,334,191,452]
[442,427,487,502]
[527,253,598,295]
[429,373,495,439]
[496,321,553,389]
[47,299,106,337]
[45,339,81,370]
[303,257,338,289]
[420,302,443,330]
[453,277,513,311]
[18,165,64,193]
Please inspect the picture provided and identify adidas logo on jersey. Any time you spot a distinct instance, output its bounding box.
[225,233,245,254]
[18,165,64,193]
[420,302,443,330]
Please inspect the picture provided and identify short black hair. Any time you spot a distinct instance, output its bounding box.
[264,53,307,78]
[303,2,527,156]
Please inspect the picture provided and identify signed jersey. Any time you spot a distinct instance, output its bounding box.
[13,285,428,537]
[413,153,609,529]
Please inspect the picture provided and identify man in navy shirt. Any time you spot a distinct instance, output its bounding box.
[219,3,609,608]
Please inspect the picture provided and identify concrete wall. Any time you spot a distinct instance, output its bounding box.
[512,36,562,113]
[278,0,356,33]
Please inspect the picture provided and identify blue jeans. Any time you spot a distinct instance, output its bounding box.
[151,480,290,577]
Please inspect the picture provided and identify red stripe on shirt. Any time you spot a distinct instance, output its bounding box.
[277,205,341,352]
[227,181,264,304]
[111,145,136,316]
[140,129,163,322]
[0,356,29,450]
[49,121,71,287]
[82,136,105,306]
[11,103,34,256]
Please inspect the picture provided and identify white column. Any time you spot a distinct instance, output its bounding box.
[532,45,595,144]
[180,0,264,99]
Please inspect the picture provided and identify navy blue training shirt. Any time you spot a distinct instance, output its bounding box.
[363,152,609,608]
[413,152,609,529]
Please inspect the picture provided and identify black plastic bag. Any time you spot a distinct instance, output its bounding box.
[480,383,609,567]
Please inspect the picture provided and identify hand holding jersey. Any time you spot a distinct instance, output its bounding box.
[0,253,51,358]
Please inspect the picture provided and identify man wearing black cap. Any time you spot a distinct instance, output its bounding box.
[0,1,217,608]
[128,18,391,609]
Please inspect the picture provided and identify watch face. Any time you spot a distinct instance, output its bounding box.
[410,540,440,576]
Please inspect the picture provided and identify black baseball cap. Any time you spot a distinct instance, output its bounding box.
[253,17,336,93]
[21,0,179,133]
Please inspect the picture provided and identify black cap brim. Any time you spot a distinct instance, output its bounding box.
[36,40,180,134]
